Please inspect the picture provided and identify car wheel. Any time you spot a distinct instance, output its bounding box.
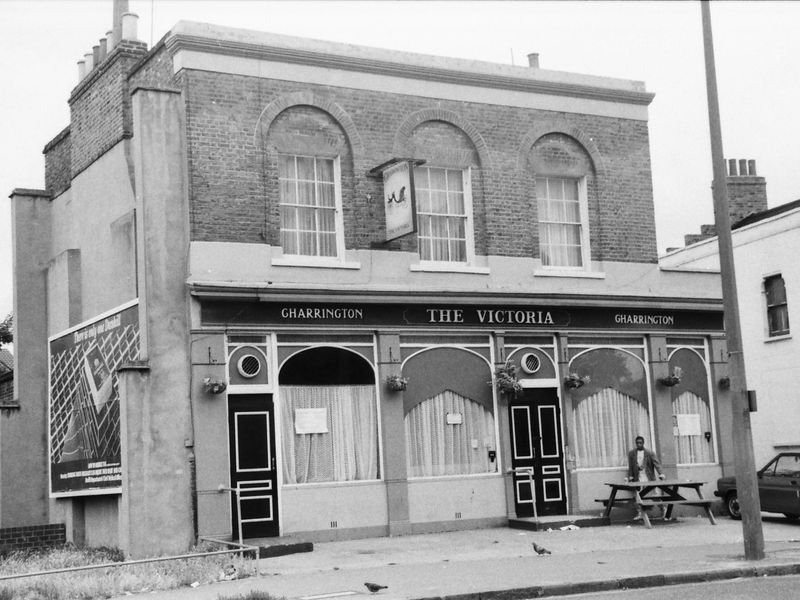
[726,492,741,520]
[784,513,799,521]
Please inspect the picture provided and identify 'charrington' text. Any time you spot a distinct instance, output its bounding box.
[614,313,675,326]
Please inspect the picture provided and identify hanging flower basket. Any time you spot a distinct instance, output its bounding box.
[203,377,227,395]
[385,374,408,392]
[491,362,523,397]
[658,366,683,387]
[564,373,590,389]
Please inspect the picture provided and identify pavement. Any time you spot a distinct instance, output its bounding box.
[122,515,800,600]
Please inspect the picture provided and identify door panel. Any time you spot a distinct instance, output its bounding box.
[509,388,567,517]
[228,395,279,538]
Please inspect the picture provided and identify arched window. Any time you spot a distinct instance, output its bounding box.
[668,347,715,464]
[402,347,496,477]
[570,347,649,468]
[266,106,352,263]
[279,347,378,484]
[673,391,714,464]
[530,134,595,269]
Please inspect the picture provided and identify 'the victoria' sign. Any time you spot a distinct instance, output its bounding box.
[202,301,723,332]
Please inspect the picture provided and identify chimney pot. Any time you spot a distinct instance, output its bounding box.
[106,30,115,52]
[121,12,139,41]
[77,59,86,81]
[92,44,100,67]
[99,37,108,62]
[748,159,757,176]
[527,53,540,68]
[84,51,94,72]
[739,159,748,176]
[728,158,737,176]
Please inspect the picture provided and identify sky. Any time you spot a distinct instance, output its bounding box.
[2,0,800,323]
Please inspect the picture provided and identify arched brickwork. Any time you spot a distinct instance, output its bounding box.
[517,119,604,175]
[392,108,491,169]
[254,91,366,158]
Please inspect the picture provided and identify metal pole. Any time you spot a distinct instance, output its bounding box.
[700,0,764,560]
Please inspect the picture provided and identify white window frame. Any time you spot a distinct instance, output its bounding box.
[764,273,791,340]
[411,166,488,274]
[535,176,592,274]
[272,154,359,269]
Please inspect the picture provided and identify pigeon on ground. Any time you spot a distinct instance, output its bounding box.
[364,582,388,593]
[532,542,551,555]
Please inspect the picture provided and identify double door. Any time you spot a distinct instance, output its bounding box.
[509,388,567,517]
[227,394,280,538]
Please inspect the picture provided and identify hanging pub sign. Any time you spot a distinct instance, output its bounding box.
[369,158,425,242]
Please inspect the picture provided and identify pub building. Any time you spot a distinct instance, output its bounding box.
[6,12,731,557]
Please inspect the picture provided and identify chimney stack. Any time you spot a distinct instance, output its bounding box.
[527,53,540,68]
[725,158,768,225]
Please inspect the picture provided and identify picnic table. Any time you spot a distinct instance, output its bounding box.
[598,479,717,529]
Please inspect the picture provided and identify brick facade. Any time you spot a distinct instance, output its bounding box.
[128,49,658,263]
[67,40,147,177]
[0,523,65,554]
[43,127,71,198]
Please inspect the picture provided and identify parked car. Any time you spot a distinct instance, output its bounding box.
[715,452,800,520]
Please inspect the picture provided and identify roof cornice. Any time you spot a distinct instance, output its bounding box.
[165,34,655,107]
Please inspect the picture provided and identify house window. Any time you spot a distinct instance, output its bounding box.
[765,274,790,337]
[278,154,342,258]
[414,166,473,263]
[536,177,588,268]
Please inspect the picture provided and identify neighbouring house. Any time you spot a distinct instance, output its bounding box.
[661,161,800,468]
[0,349,13,407]
[7,5,734,557]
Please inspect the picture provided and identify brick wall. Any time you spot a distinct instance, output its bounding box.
[0,523,65,554]
[728,176,768,225]
[130,47,658,263]
[43,127,72,197]
[68,41,147,177]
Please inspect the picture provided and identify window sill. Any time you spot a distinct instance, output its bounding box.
[407,472,501,482]
[410,262,490,275]
[534,268,605,279]
[271,257,361,270]
[282,479,382,490]
[764,333,792,344]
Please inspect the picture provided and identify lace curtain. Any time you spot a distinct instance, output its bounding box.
[279,155,337,257]
[280,385,378,484]
[415,166,467,262]
[673,391,714,464]
[404,389,496,478]
[537,177,583,267]
[573,387,649,468]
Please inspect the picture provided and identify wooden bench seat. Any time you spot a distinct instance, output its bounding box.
[638,498,715,507]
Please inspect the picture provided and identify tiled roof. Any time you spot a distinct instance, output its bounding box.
[0,349,13,373]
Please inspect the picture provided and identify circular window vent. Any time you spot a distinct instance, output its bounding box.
[520,352,541,375]
[237,354,262,378]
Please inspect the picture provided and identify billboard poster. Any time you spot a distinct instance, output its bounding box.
[49,300,140,496]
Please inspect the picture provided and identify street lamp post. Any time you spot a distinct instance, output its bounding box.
[700,0,764,560]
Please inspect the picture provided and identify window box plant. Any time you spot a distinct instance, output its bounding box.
[385,374,408,392]
[564,373,590,389]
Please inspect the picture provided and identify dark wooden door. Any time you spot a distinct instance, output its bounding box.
[509,388,567,517]
[228,394,279,538]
